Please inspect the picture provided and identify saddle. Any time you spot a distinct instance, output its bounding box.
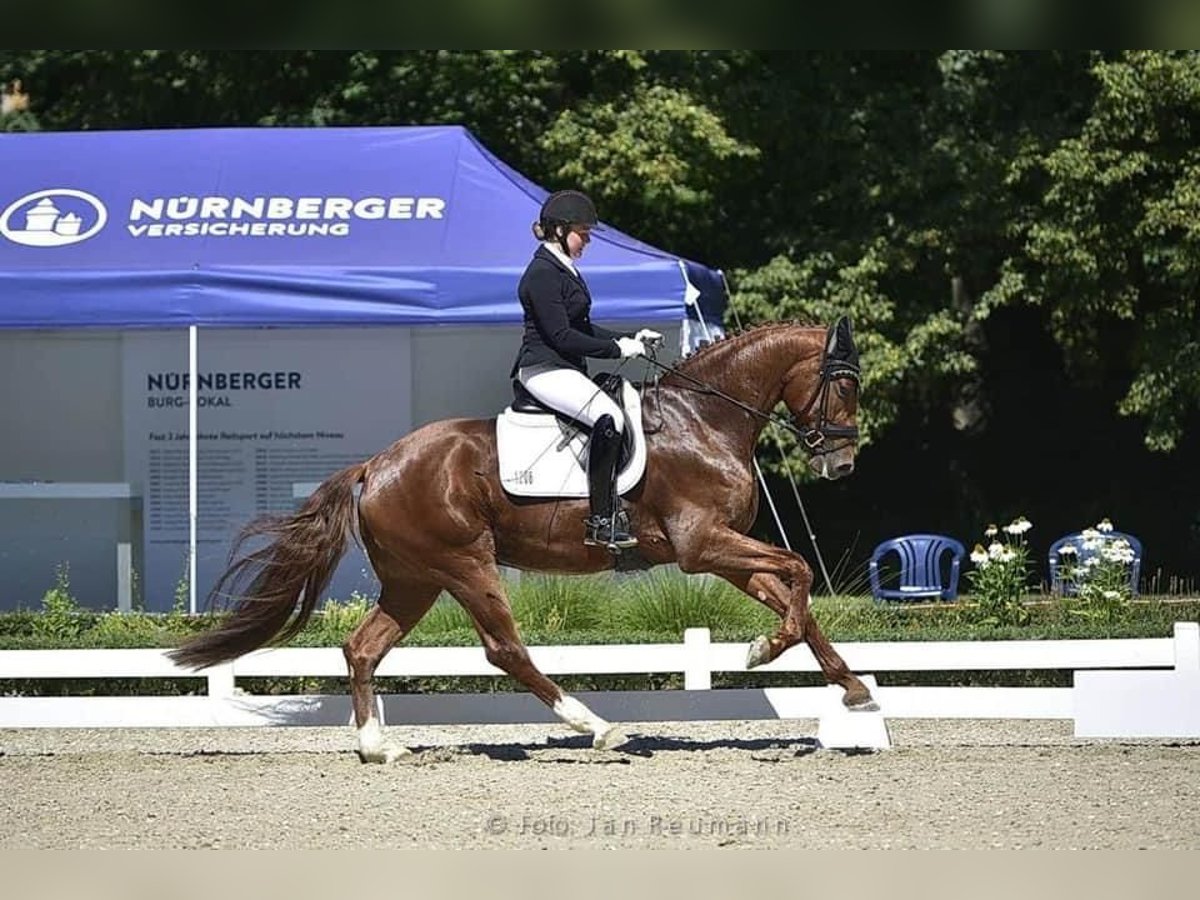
[495,373,648,498]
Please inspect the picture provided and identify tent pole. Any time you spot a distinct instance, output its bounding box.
[188,325,198,615]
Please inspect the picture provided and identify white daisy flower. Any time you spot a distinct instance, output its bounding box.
[1004,516,1032,535]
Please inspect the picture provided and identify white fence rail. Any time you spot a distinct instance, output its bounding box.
[0,623,1197,738]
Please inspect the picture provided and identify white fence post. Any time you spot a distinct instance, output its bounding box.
[1175,621,1200,671]
[683,628,711,690]
[116,542,132,613]
[205,663,235,700]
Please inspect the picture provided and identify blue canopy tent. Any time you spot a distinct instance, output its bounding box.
[0,125,722,329]
[0,126,726,611]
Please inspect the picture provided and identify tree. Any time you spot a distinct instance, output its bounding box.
[985,51,1200,451]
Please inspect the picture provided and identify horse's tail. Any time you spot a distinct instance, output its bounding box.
[168,462,367,671]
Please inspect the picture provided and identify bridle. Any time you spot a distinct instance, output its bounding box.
[789,349,861,452]
[639,329,861,456]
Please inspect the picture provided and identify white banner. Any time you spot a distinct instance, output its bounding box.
[122,328,412,612]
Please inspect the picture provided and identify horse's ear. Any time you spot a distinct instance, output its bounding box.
[837,315,853,349]
[827,315,858,363]
[827,315,849,352]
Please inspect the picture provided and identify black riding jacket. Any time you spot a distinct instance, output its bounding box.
[510,246,624,377]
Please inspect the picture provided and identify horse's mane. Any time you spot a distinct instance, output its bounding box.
[660,320,822,383]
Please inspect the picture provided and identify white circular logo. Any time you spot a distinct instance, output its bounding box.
[0,188,108,247]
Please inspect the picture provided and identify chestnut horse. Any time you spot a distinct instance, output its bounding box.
[170,317,872,762]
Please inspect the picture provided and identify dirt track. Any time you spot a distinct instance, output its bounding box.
[3,720,1198,849]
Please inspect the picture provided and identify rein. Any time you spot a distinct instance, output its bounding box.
[640,341,860,452]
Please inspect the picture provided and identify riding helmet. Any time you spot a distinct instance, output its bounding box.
[539,190,598,231]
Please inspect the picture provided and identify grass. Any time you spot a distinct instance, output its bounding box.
[613,570,775,639]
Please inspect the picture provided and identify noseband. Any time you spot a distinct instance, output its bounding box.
[790,354,861,453]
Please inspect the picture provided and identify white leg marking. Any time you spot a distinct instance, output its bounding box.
[356,717,411,763]
[746,635,772,669]
[553,694,624,749]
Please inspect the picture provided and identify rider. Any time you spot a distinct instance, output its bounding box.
[509,189,662,551]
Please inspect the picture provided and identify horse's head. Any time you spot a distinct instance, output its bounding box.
[782,316,861,480]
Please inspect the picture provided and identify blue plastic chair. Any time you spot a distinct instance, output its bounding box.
[869,534,966,602]
[1048,531,1142,596]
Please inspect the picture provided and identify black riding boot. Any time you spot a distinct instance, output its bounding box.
[583,414,637,550]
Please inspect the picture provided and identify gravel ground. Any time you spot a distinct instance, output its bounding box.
[2,719,1198,849]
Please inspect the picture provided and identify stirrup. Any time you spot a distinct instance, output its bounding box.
[583,514,638,551]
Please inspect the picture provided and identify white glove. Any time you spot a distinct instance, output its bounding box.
[616,336,646,358]
[634,328,664,347]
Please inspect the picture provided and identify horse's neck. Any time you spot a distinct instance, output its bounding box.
[655,326,822,449]
[675,327,819,411]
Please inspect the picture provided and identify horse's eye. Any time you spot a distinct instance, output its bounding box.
[836,382,851,399]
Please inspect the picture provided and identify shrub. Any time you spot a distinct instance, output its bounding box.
[508,573,617,634]
[965,517,1033,626]
[1054,518,1136,624]
[315,592,373,643]
[615,569,774,638]
[35,563,90,641]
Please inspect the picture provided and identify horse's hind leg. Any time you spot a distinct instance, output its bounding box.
[449,565,624,750]
[344,581,439,763]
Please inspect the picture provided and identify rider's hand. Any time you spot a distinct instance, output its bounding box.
[634,328,664,347]
[616,336,647,359]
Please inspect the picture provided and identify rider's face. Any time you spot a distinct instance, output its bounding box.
[565,225,591,258]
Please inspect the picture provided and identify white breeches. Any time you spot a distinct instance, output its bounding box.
[518,364,624,432]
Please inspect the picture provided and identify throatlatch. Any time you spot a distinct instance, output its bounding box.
[583,414,637,551]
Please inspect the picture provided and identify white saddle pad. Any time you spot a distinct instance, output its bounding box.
[496,380,647,498]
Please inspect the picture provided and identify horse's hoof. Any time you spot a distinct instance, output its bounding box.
[358,743,413,764]
[593,725,626,750]
[746,635,772,669]
[845,696,880,713]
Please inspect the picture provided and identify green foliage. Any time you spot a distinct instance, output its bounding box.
[614,570,775,638]
[965,517,1034,627]
[1053,520,1137,624]
[313,592,373,644]
[410,598,473,638]
[507,573,619,634]
[35,563,89,641]
[86,610,180,647]
[1,77,37,131]
[542,80,758,255]
[3,49,1198,454]
[983,51,1200,451]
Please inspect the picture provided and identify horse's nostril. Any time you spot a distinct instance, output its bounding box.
[836,461,854,476]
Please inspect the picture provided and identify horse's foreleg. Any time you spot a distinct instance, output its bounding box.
[685,527,874,709]
[344,585,439,763]
[452,569,624,750]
